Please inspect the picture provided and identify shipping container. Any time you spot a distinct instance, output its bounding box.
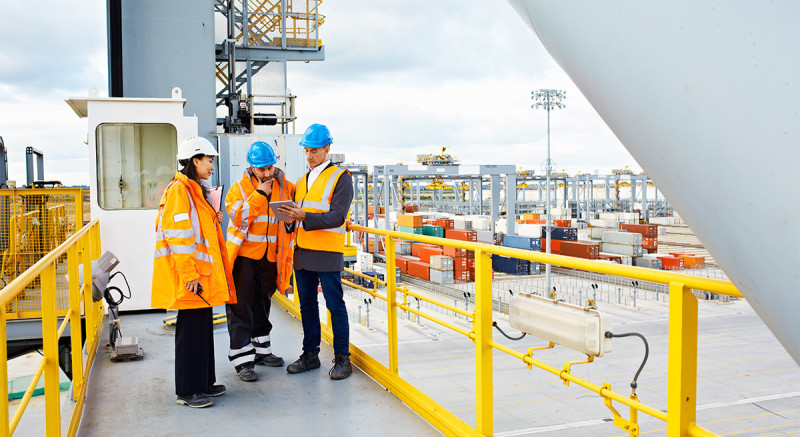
[452,256,470,271]
[422,224,445,238]
[658,256,684,270]
[540,238,562,254]
[418,246,444,263]
[453,219,473,231]
[492,255,531,275]
[446,229,478,242]
[540,227,578,241]
[553,219,572,228]
[398,225,423,235]
[443,245,473,258]
[430,255,454,271]
[669,253,705,268]
[619,223,658,238]
[599,253,622,263]
[642,237,658,251]
[433,219,454,230]
[503,234,542,251]
[398,214,423,228]
[600,242,643,257]
[559,241,600,259]
[601,230,643,246]
[410,242,438,257]
[429,269,455,284]
[633,257,662,269]
[407,261,430,280]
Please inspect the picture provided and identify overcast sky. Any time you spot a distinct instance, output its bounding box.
[0,0,642,186]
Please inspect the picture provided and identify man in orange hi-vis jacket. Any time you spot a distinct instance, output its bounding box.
[224,141,295,382]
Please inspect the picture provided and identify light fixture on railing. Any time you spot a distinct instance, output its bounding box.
[509,292,612,357]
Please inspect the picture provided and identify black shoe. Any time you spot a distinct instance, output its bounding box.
[286,351,321,374]
[329,353,352,380]
[237,367,258,382]
[176,394,213,408]
[255,353,285,367]
[203,384,226,397]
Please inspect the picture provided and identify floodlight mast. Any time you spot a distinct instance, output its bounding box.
[531,89,566,295]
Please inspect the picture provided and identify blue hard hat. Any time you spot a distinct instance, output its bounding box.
[246,141,277,167]
[299,123,333,149]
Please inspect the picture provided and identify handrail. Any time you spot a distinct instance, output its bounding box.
[0,219,105,437]
[293,224,736,436]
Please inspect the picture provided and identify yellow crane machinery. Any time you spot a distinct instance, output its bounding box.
[416,146,459,165]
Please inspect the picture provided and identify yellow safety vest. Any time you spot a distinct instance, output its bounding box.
[295,165,348,253]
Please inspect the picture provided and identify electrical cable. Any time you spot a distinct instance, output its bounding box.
[492,321,526,340]
[109,271,132,299]
[605,331,649,392]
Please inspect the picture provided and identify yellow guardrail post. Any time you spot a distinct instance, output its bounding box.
[80,237,95,355]
[386,238,399,374]
[67,244,83,401]
[40,263,61,436]
[668,282,698,435]
[0,310,8,437]
[474,249,493,436]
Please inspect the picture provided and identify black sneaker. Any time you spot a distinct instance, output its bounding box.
[203,384,226,397]
[329,353,352,380]
[237,367,258,382]
[286,351,321,374]
[176,394,213,408]
[255,353,285,367]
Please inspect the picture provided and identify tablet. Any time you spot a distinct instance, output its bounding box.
[269,200,298,221]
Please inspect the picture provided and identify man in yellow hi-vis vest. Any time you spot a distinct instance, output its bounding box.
[277,124,354,380]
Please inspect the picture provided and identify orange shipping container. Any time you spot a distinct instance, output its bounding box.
[395,256,411,274]
[397,214,423,228]
[445,229,478,242]
[452,256,470,271]
[669,253,705,268]
[554,219,572,228]
[407,261,430,280]
[443,245,473,258]
[540,238,562,254]
[418,246,444,263]
[434,219,454,230]
[525,219,546,225]
[658,256,684,270]
[642,237,658,250]
[411,242,439,258]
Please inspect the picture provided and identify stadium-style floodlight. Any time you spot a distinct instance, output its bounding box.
[531,89,566,295]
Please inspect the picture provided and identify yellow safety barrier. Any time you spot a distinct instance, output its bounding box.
[276,224,741,437]
[0,188,84,319]
[0,219,104,437]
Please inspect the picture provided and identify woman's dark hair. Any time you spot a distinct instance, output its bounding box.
[179,154,210,200]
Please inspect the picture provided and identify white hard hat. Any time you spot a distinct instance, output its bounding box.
[177,136,219,160]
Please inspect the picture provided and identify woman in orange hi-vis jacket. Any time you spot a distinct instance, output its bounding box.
[151,136,236,409]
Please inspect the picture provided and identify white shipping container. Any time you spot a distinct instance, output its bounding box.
[453,218,472,231]
[601,242,643,257]
[475,230,494,243]
[430,255,454,271]
[620,255,633,266]
[518,224,543,238]
[602,231,643,246]
[634,257,662,269]
[429,269,454,284]
[470,217,491,231]
[590,227,613,239]
[590,219,621,228]
[578,228,592,241]
[396,241,411,255]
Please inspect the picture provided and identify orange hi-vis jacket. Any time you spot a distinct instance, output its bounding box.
[295,165,349,253]
[225,168,296,294]
[151,172,236,309]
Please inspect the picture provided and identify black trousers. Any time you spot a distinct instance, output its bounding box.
[175,307,215,396]
[226,254,278,370]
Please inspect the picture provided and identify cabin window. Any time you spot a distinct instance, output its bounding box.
[95,123,177,210]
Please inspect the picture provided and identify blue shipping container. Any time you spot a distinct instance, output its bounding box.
[503,234,542,251]
[540,227,578,241]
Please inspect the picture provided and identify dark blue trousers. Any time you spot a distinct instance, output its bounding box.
[294,269,350,355]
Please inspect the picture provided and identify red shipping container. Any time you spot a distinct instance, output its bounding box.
[642,237,658,250]
[407,261,430,280]
[445,229,478,242]
[418,246,444,263]
[395,256,410,274]
[554,219,572,228]
[619,223,658,238]
[452,256,470,271]
[669,253,705,268]
[559,241,600,259]
[443,245,473,258]
[599,253,622,263]
[466,258,475,270]
[540,238,562,254]
[434,219,454,230]
[469,270,494,281]
[404,205,419,213]
[658,256,684,270]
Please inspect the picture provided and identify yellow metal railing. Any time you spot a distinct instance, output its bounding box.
[0,188,84,319]
[0,219,104,436]
[276,224,741,436]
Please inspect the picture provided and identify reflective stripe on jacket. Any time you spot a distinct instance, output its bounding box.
[295,165,348,253]
[225,168,296,293]
[151,172,236,309]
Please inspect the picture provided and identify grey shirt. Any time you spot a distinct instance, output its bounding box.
[288,164,354,272]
